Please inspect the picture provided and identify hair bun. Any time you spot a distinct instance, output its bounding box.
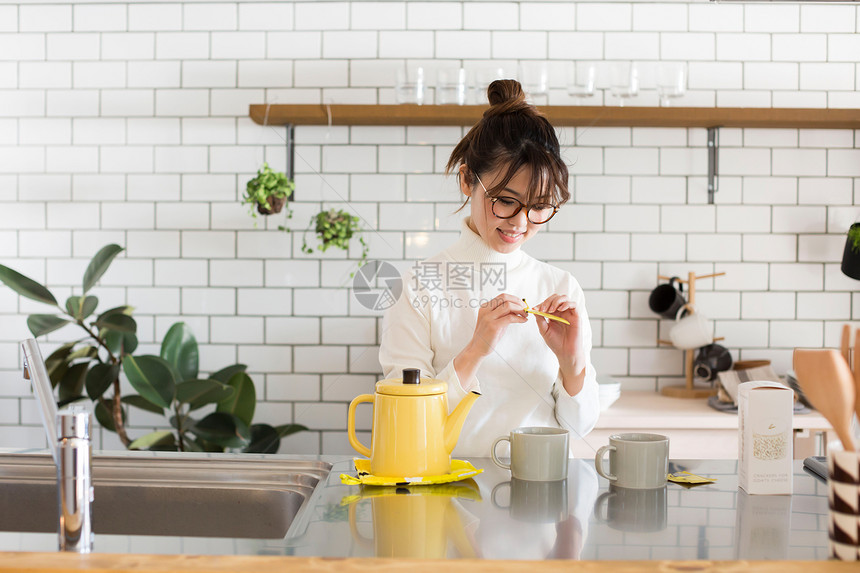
[484,79,531,118]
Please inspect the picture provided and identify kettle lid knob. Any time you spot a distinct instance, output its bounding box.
[402,368,420,384]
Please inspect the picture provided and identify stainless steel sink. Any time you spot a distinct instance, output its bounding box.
[0,452,331,540]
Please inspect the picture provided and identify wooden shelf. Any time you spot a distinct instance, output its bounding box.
[250,104,860,129]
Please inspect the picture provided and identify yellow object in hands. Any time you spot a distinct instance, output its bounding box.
[522,298,570,325]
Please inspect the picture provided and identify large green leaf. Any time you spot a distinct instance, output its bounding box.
[192,412,250,448]
[96,305,134,323]
[122,355,176,409]
[160,322,199,381]
[65,295,98,321]
[57,395,87,409]
[82,244,124,294]
[95,399,126,432]
[104,331,138,356]
[175,379,234,411]
[95,313,137,334]
[216,372,256,427]
[27,314,71,338]
[209,364,247,384]
[45,342,76,387]
[128,430,175,451]
[85,362,119,400]
[244,423,280,454]
[58,363,88,403]
[121,394,164,416]
[274,423,308,438]
[0,264,57,306]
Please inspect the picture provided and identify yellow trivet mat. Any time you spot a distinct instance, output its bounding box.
[668,471,717,487]
[340,458,483,486]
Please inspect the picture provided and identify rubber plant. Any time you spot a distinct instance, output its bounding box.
[243,162,295,217]
[301,208,369,270]
[0,244,305,453]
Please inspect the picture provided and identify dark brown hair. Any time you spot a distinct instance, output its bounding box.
[446,79,570,208]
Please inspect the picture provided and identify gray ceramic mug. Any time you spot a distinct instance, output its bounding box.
[594,433,669,489]
[491,427,570,482]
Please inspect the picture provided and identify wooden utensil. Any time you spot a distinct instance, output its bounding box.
[841,324,851,368]
[793,348,857,452]
[854,328,860,422]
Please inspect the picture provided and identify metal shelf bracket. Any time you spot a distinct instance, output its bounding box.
[707,127,719,205]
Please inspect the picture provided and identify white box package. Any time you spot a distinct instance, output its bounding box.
[738,381,793,495]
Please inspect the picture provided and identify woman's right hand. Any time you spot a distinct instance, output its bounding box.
[467,294,528,358]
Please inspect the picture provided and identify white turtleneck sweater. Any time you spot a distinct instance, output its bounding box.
[379,217,600,458]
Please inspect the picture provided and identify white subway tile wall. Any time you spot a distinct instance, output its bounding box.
[0,0,858,453]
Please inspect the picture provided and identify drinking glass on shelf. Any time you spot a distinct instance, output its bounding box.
[609,61,639,107]
[436,67,468,105]
[473,66,507,104]
[565,61,597,103]
[395,65,425,105]
[517,61,549,101]
[656,62,686,107]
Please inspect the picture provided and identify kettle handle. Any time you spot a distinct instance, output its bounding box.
[347,394,374,458]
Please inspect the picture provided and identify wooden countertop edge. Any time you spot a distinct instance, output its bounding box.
[0,554,855,573]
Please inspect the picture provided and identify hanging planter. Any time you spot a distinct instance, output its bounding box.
[841,223,860,280]
[302,208,369,269]
[243,163,295,217]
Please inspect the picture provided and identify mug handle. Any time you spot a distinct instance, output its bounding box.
[593,490,616,523]
[669,276,683,293]
[491,436,511,470]
[594,444,617,482]
[490,481,511,509]
[675,302,695,321]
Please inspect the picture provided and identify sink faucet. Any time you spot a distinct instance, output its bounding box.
[21,339,94,553]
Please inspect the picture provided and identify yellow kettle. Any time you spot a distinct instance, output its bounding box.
[347,368,480,477]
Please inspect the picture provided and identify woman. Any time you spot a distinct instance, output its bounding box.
[379,79,599,458]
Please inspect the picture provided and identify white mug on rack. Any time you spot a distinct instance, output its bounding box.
[669,304,713,350]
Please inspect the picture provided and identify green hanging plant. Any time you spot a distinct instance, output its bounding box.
[301,208,369,268]
[243,162,295,217]
[848,223,860,253]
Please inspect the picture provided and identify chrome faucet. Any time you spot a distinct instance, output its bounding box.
[21,339,94,553]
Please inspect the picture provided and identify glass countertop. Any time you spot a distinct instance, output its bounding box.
[283,457,829,561]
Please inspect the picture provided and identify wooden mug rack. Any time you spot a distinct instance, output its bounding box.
[656,271,726,399]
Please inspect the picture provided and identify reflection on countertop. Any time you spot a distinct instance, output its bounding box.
[287,457,830,561]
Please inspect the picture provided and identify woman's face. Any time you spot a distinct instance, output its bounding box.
[460,164,543,254]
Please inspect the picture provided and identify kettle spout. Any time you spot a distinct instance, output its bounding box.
[444,391,481,454]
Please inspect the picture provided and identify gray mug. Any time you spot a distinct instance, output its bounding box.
[492,427,569,482]
[594,433,669,489]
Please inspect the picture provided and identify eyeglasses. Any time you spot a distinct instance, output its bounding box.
[475,174,559,225]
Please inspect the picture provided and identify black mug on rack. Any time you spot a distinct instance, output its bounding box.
[648,277,685,319]
[693,343,733,382]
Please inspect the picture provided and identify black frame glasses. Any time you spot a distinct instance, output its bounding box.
[475,174,559,225]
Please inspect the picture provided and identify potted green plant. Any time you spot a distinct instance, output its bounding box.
[0,245,306,453]
[842,223,860,280]
[301,208,369,268]
[243,162,295,216]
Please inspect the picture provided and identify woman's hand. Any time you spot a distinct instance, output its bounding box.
[469,293,528,357]
[454,294,527,386]
[532,294,586,394]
